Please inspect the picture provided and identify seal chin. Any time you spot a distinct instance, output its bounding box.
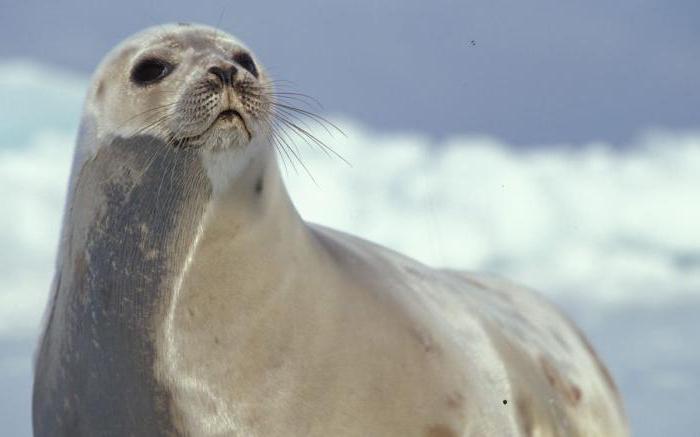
[208,109,252,141]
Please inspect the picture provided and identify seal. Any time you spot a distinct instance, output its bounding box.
[32,23,629,436]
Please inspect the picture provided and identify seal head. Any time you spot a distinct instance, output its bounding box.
[88,23,272,152]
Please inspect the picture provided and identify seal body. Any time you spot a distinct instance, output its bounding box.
[33,24,628,437]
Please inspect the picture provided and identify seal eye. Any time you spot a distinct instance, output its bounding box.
[234,52,258,78]
[131,59,173,85]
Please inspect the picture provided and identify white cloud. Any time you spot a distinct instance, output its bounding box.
[285,121,700,305]
[1,62,699,339]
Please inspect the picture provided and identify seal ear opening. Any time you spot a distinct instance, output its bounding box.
[131,59,174,85]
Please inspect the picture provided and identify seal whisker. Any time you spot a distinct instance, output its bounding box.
[128,113,173,140]
[273,105,328,137]
[273,113,350,166]
[263,123,289,175]
[269,116,303,157]
[246,81,326,111]
[267,120,302,175]
[273,112,330,159]
[154,142,174,202]
[272,102,345,137]
[258,119,290,174]
[241,84,323,111]
[242,82,349,166]
[115,103,177,133]
[267,128,296,175]
[269,131,293,176]
[265,117,317,183]
[268,93,323,111]
[134,141,168,182]
[261,78,297,88]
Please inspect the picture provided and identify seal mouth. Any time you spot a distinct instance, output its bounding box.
[216,109,244,123]
[212,108,251,139]
[170,108,252,149]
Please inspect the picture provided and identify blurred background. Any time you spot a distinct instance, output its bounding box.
[1,1,699,435]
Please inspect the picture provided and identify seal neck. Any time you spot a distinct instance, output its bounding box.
[164,141,316,344]
[197,142,303,241]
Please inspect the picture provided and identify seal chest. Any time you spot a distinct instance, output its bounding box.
[32,23,629,437]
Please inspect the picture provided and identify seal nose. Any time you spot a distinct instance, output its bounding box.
[208,64,238,86]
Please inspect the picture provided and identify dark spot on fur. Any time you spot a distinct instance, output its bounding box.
[562,315,622,405]
[73,250,88,303]
[503,399,508,405]
[445,392,465,410]
[426,424,457,437]
[579,332,620,398]
[570,384,582,403]
[491,287,514,303]
[540,356,582,406]
[95,80,105,100]
[408,326,440,355]
[254,175,264,195]
[541,357,558,386]
[405,266,423,278]
[516,395,535,437]
[462,276,489,289]
[551,329,571,351]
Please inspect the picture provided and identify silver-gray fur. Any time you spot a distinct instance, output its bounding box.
[33,135,210,435]
[33,23,629,437]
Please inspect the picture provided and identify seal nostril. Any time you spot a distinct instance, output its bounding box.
[208,66,226,85]
[208,65,238,86]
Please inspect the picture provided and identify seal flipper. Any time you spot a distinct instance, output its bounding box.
[33,135,211,436]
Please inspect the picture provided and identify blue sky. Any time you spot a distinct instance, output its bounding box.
[2,0,699,145]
